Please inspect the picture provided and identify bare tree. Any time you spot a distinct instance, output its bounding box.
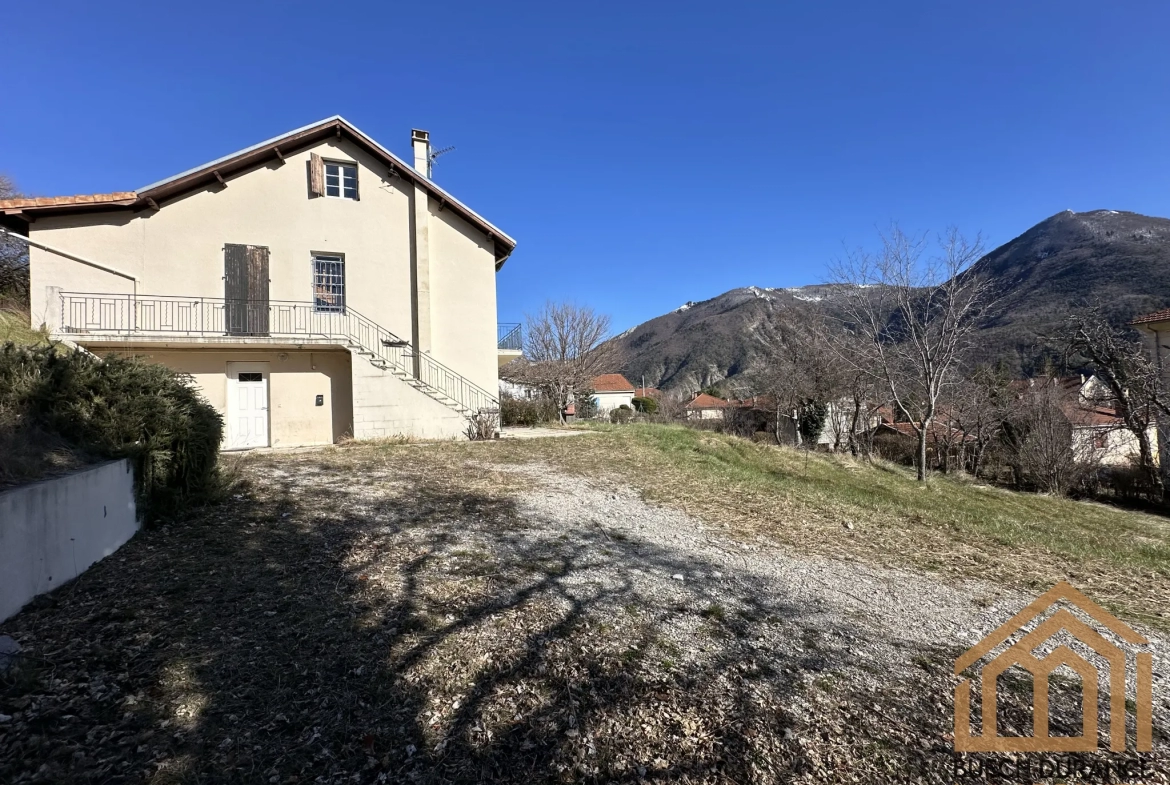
[830,226,993,480]
[948,365,1012,478]
[1064,307,1163,496]
[1003,378,1098,496]
[750,308,844,447]
[502,301,621,424]
[0,175,29,307]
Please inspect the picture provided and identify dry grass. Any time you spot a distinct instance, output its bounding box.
[2,433,1166,784]
[0,306,49,348]
[334,423,1170,631]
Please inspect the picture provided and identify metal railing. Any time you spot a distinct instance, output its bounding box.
[498,322,522,351]
[59,292,499,416]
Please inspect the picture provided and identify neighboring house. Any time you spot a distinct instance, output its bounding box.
[815,399,883,447]
[500,379,539,400]
[1020,375,1155,467]
[497,322,523,368]
[1133,309,1170,469]
[685,392,730,420]
[1064,403,1149,466]
[591,374,636,414]
[2,117,517,448]
[634,386,661,399]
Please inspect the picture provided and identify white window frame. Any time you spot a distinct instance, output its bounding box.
[312,253,346,313]
[323,160,358,199]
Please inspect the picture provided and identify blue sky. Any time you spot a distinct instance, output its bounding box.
[4,1,1170,332]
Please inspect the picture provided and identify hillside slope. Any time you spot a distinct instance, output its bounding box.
[615,210,1170,391]
[969,209,1170,373]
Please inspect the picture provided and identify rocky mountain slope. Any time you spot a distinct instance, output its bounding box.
[615,210,1170,393]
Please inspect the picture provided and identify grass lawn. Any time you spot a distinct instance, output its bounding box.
[394,423,1170,630]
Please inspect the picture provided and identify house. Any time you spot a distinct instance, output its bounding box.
[684,392,730,420]
[591,374,636,414]
[634,385,661,399]
[1015,375,1155,467]
[1132,309,1170,468]
[1,117,517,448]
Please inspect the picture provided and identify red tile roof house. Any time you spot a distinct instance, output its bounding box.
[589,373,636,415]
[2,117,518,448]
[684,392,731,420]
[1013,375,1154,467]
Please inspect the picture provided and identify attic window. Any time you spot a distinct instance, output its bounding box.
[325,162,358,199]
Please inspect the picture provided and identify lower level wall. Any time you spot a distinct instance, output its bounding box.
[0,460,138,622]
[351,351,469,440]
[105,348,354,448]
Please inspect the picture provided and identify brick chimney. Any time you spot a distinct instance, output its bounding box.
[412,129,430,178]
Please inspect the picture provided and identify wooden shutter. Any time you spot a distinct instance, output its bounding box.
[247,245,270,335]
[224,243,270,336]
[309,153,325,197]
[224,243,248,335]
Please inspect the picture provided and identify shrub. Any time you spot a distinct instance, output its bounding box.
[500,394,558,426]
[0,344,223,523]
[610,405,633,424]
[465,410,499,441]
[632,396,658,414]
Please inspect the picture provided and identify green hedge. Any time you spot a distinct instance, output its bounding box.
[632,396,658,414]
[0,344,223,523]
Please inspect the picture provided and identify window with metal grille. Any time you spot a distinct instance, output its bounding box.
[312,254,346,312]
[324,162,358,199]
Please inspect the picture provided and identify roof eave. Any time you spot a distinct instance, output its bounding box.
[16,116,517,265]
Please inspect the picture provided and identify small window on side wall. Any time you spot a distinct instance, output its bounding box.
[324,162,358,199]
[312,254,346,313]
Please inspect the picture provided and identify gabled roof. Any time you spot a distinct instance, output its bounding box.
[592,373,635,392]
[1,116,516,267]
[685,393,730,409]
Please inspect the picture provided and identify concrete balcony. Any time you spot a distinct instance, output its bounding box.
[498,322,522,368]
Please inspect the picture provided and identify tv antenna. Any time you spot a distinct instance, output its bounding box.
[429,145,456,170]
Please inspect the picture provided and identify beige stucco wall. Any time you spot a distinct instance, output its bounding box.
[27,135,500,398]
[1072,424,1159,467]
[351,352,468,440]
[96,347,353,448]
[428,203,500,397]
[593,390,634,414]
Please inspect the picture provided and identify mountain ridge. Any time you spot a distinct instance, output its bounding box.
[613,210,1170,394]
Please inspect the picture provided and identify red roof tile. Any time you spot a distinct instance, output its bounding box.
[592,373,635,392]
[0,192,137,210]
[1132,308,1170,326]
[634,386,661,398]
[685,393,730,409]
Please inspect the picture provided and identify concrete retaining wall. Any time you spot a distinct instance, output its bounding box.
[0,460,138,622]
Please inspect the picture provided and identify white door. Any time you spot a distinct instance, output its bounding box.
[226,362,270,449]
